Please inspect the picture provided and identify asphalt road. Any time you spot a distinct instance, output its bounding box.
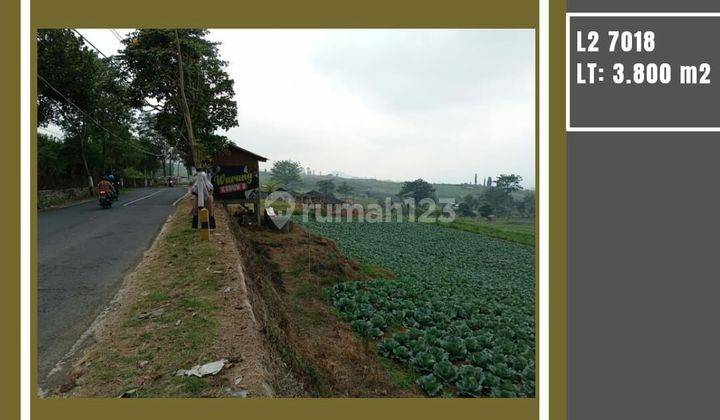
[38,186,188,391]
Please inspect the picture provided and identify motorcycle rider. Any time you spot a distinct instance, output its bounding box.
[108,174,119,200]
[98,176,113,197]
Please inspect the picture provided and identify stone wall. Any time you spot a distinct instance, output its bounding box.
[38,187,93,209]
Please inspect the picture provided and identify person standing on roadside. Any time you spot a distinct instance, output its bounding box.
[190,170,216,229]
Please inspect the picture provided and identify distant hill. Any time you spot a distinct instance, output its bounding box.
[259,171,490,202]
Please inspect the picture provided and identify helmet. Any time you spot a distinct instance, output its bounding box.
[108,174,115,181]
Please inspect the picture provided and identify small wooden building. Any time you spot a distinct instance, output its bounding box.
[300,190,343,206]
[211,144,268,225]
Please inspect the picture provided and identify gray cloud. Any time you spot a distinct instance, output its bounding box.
[311,30,534,115]
[75,29,536,187]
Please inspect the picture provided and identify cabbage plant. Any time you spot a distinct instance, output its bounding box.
[299,218,536,398]
[433,360,458,383]
[416,374,443,397]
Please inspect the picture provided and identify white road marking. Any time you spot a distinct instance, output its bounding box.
[121,189,164,207]
[172,191,190,206]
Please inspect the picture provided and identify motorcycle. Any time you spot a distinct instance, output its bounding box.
[99,190,113,209]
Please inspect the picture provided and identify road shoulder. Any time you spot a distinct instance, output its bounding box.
[50,201,276,397]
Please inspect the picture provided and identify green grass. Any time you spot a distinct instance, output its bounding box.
[437,217,535,246]
[378,356,421,391]
[73,210,228,397]
[181,376,209,394]
[359,263,384,278]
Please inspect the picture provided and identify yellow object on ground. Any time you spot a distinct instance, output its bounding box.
[199,208,210,240]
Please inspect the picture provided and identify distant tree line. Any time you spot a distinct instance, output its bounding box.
[262,161,534,218]
[458,174,534,218]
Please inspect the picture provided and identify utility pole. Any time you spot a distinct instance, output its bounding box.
[175,30,199,168]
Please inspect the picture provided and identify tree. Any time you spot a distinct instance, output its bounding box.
[521,190,535,217]
[37,29,156,189]
[337,181,354,197]
[38,29,107,186]
[270,160,303,188]
[37,29,99,126]
[482,186,512,216]
[486,176,492,187]
[137,113,172,177]
[260,179,281,194]
[399,179,436,203]
[462,194,478,210]
[478,203,494,217]
[495,174,523,194]
[457,202,476,217]
[316,179,336,195]
[120,29,238,167]
[37,133,70,188]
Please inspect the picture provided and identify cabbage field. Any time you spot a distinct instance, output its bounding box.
[299,220,535,398]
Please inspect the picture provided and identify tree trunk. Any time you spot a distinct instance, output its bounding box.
[80,119,94,190]
[175,30,199,168]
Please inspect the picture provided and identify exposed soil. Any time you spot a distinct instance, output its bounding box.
[228,214,419,397]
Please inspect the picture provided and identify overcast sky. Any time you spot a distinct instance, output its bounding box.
[65,29,535,186]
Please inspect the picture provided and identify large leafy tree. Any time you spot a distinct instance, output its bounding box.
[37,29,152,187]
[482,186,513,216]
[399,178,436,203]
[38,29,103,185]
[119,29,238,167]
[495,174,523,194]
[270,160,303,188]
[37,29,98,126]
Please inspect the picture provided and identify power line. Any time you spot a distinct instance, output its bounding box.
[71,29,110,59]
[73,28,197,95]
[71,29,177,141]
[70,28,195,157]
[38,73,160,157]
[109,28,123,42]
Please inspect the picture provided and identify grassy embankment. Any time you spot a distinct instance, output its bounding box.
[437,217,535,246]
[60,207,246,397]
[233,221,419,397]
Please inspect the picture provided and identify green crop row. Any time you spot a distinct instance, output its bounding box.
[299,219,535,398]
